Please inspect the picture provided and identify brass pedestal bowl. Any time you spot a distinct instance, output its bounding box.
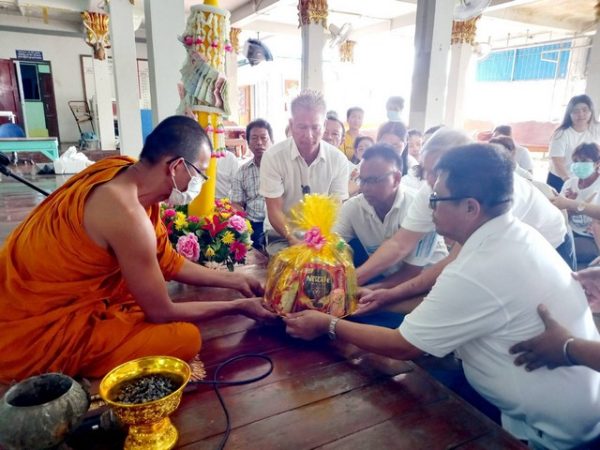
[99,356,191,450]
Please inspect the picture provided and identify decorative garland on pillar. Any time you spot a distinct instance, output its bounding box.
[298,0,328,28]
[451,15,480,46]
[340,40,355,63]
[229,27,241,54]
[81,11,111,60]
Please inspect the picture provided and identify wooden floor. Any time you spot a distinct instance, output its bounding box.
[0,169,526,449]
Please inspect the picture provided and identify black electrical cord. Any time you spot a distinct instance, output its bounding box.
[189,354,274,450]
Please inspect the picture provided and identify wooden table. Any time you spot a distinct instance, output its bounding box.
[63,261,525,449]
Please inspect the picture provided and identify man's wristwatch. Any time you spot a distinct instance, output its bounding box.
[328,317,340,340]
[576,202,586,213]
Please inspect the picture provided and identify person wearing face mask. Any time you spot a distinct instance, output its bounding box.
[547,95,600,192]
[0,115,275,383]
[385,96,404,122]
[553,143,600,265]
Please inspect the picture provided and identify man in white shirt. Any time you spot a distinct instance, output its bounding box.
[284,144,600,450]
[492,125,534,173]
[259,90,349,255]
[356,129,574,310]
[216,149,239,199]
[334,144,446,281]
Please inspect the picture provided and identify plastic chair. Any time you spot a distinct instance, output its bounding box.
[0,123,26,138]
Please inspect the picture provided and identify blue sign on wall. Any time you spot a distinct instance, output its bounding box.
[15,50,44,61]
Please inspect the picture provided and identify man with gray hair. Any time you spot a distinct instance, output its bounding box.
[357,128,573,311]
[259,90,349,255]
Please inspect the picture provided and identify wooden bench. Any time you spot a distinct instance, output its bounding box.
[0,137,59,162]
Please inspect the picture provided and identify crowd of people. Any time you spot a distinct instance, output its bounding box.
[2,90,600,449]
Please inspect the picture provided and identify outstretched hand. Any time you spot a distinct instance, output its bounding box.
[550,195,576,211]
[509,304,573,371]
[283,310,330,341]
[573,267,600,312]
[355,288,390,316]
[236,297,277,322]
[236,274,265,297]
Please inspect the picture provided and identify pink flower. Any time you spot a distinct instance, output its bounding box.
[184,35,193,46]
[228,215,247,232]
[188,215,200,223]
[176,234,200,262]
[163,209,176,218]
[230,241,247,262]
[304,226,326,250]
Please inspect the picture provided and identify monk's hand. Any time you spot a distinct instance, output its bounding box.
[235,297,277,322]
[235,274,265,297]
[509,304,573,371]
[573,267,600,311]
[355,288,391,316]
[283,310,330,340]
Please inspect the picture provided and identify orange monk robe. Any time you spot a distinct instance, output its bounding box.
[0,157,201,383]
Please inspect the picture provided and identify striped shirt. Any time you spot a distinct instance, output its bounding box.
[230,159,265,222]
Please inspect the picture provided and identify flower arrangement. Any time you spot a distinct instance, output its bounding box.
[161,199,253,271]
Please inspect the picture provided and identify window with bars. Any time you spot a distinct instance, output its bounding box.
[476,41,572,82]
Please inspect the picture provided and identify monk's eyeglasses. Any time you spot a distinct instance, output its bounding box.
[168,157,209,181]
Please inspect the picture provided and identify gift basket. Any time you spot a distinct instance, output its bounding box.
[264,194,357,317]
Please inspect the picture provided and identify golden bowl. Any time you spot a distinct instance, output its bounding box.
[99,355,191,450]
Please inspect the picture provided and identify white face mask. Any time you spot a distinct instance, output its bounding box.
[167,161,205,205]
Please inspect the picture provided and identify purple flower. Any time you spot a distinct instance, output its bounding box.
[228,215,247,232]
[176,234,200,261]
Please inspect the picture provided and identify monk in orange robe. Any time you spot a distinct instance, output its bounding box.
[0,116,273,383]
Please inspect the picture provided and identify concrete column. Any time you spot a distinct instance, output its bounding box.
[409,0,454,132]
[91,57,116,150]
[301,24,325,92]
[108,0,142,157]
[586,23,600,112]
[445,43,474,128]
[144,0,186,125]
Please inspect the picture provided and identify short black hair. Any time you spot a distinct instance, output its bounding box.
[362,144,404,172]
[573,142,600,162]
[493,125,512,137]
[140,115,211,163]
[377,121,407,142]
[424,125,444,136]
[435,143,514,216]
[489,136,515,153]
[325,116,346,141]
[246,118,273,142]
[346,107,364,119]
[354,135,374,151]
[386,96,404,111]
[407,129,422,138]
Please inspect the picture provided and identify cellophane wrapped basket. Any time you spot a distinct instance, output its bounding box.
[263,194,357,317]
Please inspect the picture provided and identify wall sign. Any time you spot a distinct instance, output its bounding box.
[15,50,44,61]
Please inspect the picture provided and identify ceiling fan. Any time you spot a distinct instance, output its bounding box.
[328,22,352,48]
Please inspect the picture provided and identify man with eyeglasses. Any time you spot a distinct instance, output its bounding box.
[284,144,600,449]
[357,128,572,314]
[259,90,349,255]
[333,144,446,292]
[230,118,273,252]
[0,115,275,383]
